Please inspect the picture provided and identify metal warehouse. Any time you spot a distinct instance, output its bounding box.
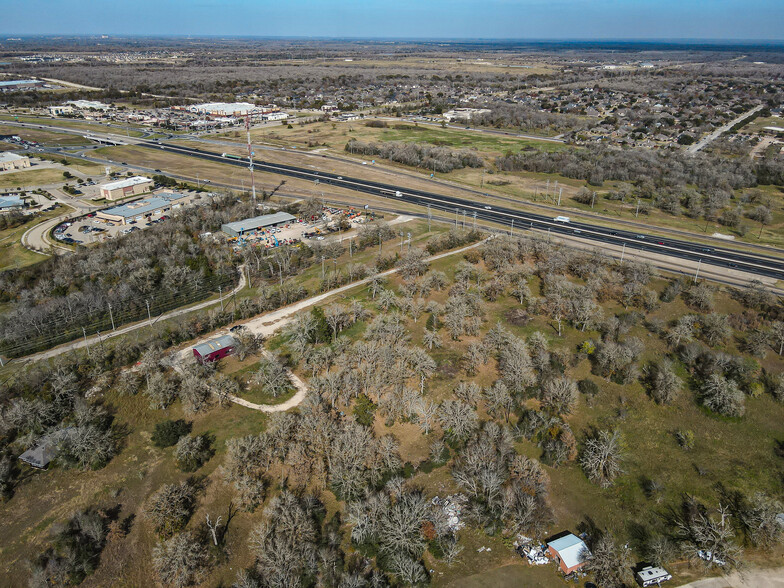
[96,191,191,225]
[221,212,296,237]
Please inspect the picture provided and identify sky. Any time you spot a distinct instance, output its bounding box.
[1,0,783,41]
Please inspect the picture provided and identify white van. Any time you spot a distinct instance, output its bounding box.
[554,216,571,223]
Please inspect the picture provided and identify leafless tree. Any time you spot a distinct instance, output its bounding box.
[484,380,514,422]
[153,532,210,588]
[675,497,743,570]
[540,377,578,415]
[253,354,292,398]
[422,327,442,350]
[145,372,179,410]
[580,429,624,488]
[580,533,634,588]
[647,359,682,404]
[438,400,478,443]
[701,374,745,417]
[146,481,196,537]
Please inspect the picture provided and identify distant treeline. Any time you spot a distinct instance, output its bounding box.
[496,145,784,189]
[346,139,484,173]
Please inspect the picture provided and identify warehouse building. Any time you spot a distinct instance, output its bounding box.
[97,191,191,225]
[193,334,236,364]
[99,176,154,201]
[0,152,31,171]
[222,211,296,237]
[187,102,257,117]
[0,195,25,212]
[0,79,45,92]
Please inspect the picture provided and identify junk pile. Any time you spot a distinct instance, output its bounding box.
[514,535,549,565]
[431,494,468,533]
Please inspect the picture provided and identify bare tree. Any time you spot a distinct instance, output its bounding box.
[648,359,682,404]
[701,374,745,417]
[438,400,478,443]
[146,481,196,537]
[580,429,623,488]
[153,531,209,588]
[422,327,442,350]
[540,377,578,415]
[675,497,743,570]
[580,533,634,588]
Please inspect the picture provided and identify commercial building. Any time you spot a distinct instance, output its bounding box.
[99,176,154,201]
[547,533,590,575]
[0,152,31,171]
[97,191,191,225]
[187,102,257,117]
[221,211,296,238]
[193,334,236,364]
[262,111,289,121]
[0,195,25,211]
[49,100,111,115]
[443,108,491,122]
[0,79,45,92]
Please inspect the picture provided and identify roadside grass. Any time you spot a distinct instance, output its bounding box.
[0,115,146,137]
[34,152,109,176]
[0,123,88,146]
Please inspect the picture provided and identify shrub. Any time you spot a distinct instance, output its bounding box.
[151,419,192,448]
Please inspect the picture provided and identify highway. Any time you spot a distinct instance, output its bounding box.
[138,137,784,281]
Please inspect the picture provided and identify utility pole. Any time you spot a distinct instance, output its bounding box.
[108,303,115,331]
[219,286,224,311]
[321,256,326,280]
[693,258,702,283]
[145,299,152,326]
[591,191,596,209]
[427,204,431,231]
[546,179,550,198]
[635,198,641,218]
[557,187,562,206]
[454,208,458,227]
[481,168,485,190]
[620,243,626,263]
[400,231,404,252]
[473,211,477,229]
[378,231,382,253]
[511,218,515,236]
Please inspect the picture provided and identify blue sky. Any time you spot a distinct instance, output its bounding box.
[1,0,782,40]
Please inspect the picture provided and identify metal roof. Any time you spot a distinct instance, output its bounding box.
[100,176,153,191]
[101,192,187,219]
[193,334,236,357]
[0,196,25,209]
[547,534,589,569]
[222,212,296,234]
[0,79,42,87]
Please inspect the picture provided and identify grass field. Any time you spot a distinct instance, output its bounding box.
[740,114,784,134]
[220,119,568,160]
[0,205,66,270]
[0,167,69,189]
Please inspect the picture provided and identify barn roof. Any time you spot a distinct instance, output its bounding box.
[193,334,236,357]
[548,534,589,569]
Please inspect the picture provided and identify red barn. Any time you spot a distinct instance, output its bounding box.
[193,334,236,364]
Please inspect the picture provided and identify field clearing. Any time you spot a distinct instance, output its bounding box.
[306,55,557,76]
[0,167,69,189]
[741,114,784,134]
[34,152,111,176]
[0,123,87,146]
[221,119,568,159]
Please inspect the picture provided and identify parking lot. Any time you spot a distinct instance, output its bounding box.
[54,211,175,244]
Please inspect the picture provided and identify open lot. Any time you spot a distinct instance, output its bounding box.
[0,123,90,147]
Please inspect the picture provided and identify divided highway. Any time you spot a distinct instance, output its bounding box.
[141,138,784,281]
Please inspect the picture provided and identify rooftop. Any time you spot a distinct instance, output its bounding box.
[0,79,42,87]
[101,191,187,219]
[0,152,27,163]
[0,195,25,209]
[194,334,236,356]
[548,534,589,569]
[100,176,153,191]
[222,211,296,234]
[19,428,77,469]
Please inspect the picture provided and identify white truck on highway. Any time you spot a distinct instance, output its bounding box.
[554,216,571,223]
